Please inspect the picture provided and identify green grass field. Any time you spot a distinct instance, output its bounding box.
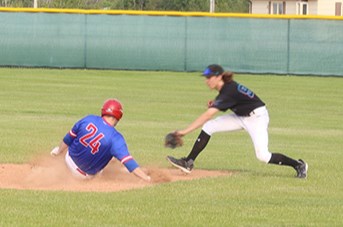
[0,68,342,226]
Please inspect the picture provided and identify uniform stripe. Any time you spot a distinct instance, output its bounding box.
[121,156,133,164]
[69,130,77,137]
[76,168,87,176]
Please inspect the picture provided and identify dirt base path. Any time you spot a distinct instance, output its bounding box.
[0,154,233,192]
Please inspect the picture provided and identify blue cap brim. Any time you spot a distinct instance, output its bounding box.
[202,68,213,77]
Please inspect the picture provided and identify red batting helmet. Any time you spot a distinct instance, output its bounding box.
[101,99,123,120]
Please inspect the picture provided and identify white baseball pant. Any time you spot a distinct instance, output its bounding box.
[65,151,94,180]
[202,106,272,163]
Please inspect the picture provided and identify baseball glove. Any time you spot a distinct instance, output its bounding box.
[164,132,183,149]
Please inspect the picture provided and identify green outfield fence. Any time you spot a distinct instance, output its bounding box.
[1,8,343,76]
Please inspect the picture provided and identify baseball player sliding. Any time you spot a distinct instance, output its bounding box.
[51,99,151,182]
[166,64,308,178]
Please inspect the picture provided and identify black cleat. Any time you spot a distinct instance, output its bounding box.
[295,159,308,179]
[166,156,194,174]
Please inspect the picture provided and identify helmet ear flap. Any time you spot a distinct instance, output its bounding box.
[101,99,123,120]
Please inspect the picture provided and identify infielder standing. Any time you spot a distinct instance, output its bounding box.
[167,64,308,178]
[51,99,151,182]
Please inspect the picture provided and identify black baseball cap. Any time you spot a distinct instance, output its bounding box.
[202,64,224,78]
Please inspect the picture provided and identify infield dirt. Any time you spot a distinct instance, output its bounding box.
[0,154,233,192]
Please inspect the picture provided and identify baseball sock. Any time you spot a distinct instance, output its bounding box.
[268,153,300,168]
[186,130,211,162]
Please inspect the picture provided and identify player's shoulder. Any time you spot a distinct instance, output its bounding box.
[110,129,127,149]
[81,114,97,119]
[111,128,124,140]
[220,81,237,93]
[78,115,103,125]
[229,80,239,86]
[86,114,99,118]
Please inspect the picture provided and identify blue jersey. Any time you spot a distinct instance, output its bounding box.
[63,115,139,175]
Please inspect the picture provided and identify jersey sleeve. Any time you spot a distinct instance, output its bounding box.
[111,134,139,172]
[120,155,139,172]
[63,119,81,145]
[212,93,236,111]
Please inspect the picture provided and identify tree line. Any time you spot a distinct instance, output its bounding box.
[1,0,250,13]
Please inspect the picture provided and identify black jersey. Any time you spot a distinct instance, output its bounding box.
[211,81,265,116]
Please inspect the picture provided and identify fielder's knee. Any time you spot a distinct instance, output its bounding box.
[202,121,215,135]
[255,150,272,163]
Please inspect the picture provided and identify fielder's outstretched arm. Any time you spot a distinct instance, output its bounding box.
[178,107,219,136]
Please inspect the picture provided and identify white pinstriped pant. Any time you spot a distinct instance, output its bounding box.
[65,151,95,180]
[202,106,272,163]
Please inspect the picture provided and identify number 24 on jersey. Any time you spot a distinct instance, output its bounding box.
[79,123,104,154]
